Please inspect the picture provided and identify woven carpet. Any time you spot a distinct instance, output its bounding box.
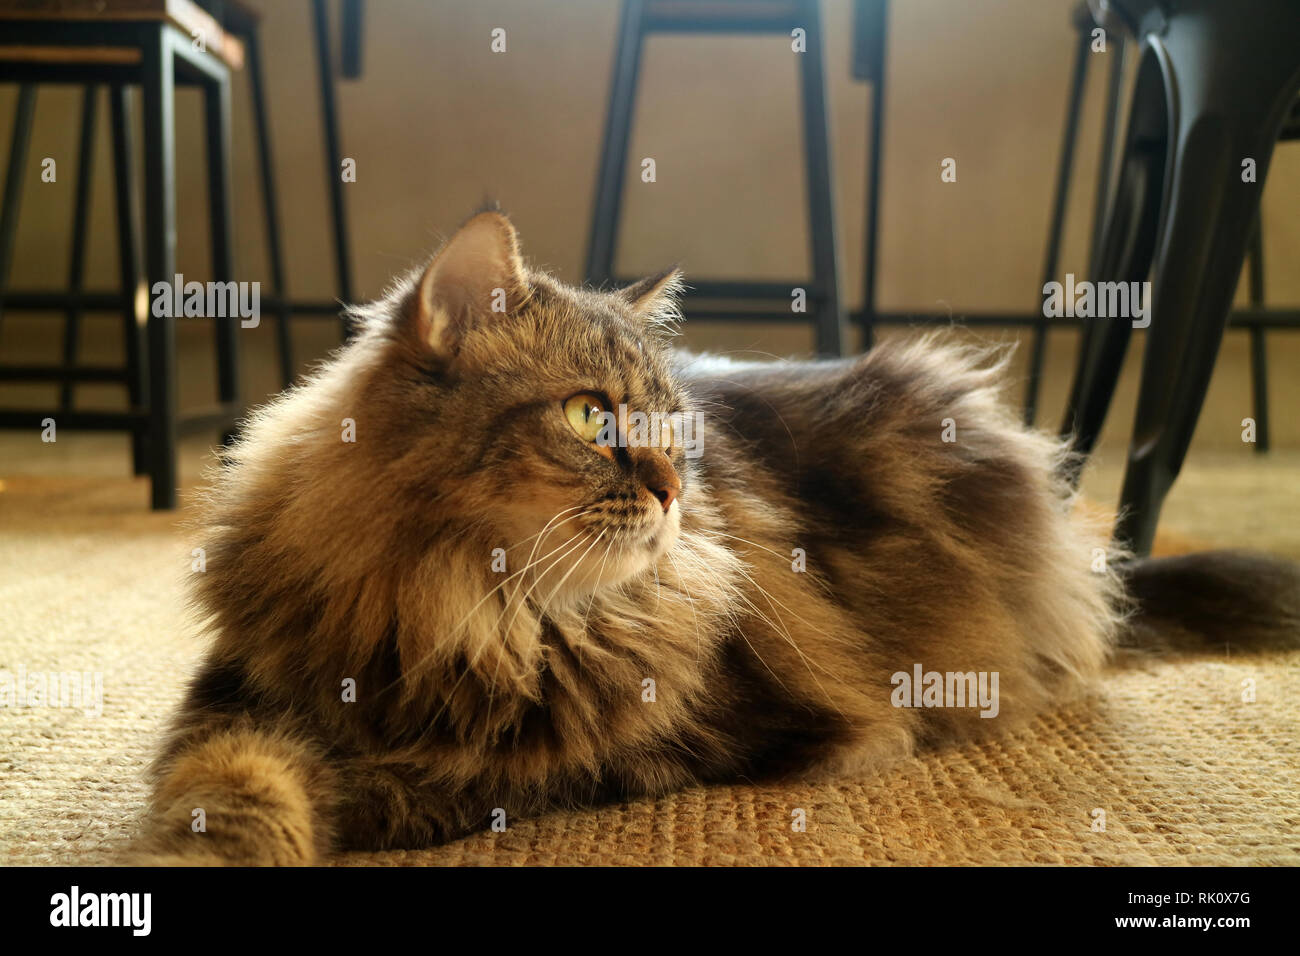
[2,469,1298,866]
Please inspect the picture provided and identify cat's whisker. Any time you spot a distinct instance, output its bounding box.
[696,528,837,600]
[693,528,795,566]
[536,529,607,620]
[502,505,585,553]
[678,534,853,696]
[729,618,792,696]
[577,537,617,669]
[506,506,588,612]
[484,527,598,725]
[426,527,593,738]
[379,516,596,704]
[484,527,598,706]
[669,536,807,700]
[446,516,594,651]
[693,532,855,646]
[663,547,704,665]
[486,530,595,683]
[478,514,595,669]
[714,347,794,365]
[726,565,849,717]
[496,526,594,645]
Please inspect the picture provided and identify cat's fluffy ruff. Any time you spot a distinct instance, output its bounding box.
[133,212,1180,864]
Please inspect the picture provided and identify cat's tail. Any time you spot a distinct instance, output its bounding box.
[127,721,333,866]
[1116,549,1300,655]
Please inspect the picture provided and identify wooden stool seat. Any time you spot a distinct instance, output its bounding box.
[0,0,245,69]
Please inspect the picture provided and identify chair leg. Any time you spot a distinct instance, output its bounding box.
[0,84,36,334]
[798,0,845,357]
[1114,24,1300,555]
[584,0,645,289]
[856,0,889,352]
[110,84,148,476]
[1025,25,1090,426]
[1246,215,1269,453]
[1059,47,1169,486]
[141,27,179,510]
[312,0,355,338]
[246,25,295,388]
[204,74,240,448]
[340,0,365,79]
[60,84,98,411]
[1088,33,1128,284]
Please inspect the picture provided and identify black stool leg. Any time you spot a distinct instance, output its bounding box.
[585,0,645,290]
[141,27,178,510]
[60,84,98,411]
[312,0,355,337]
[246,24,294,388]
[110,84,148,476]
[0,84,36,333]
[341,0,365,79]
[1246,215,1269,453]
[798,0,845,357]
[1059,48,1169,485]
[1088,33,1128,287]
[1114,25,1300,555]
[204,72,239,448]
[1062,33,1128,456]
[1025,23,1089,426]
[856,0,888,351]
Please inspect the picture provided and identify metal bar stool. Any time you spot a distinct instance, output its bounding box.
[586,0,846,356]
[1060,0,1300,556]
[0,0,244,509]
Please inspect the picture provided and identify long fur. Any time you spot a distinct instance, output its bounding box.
[130,214,1299,865]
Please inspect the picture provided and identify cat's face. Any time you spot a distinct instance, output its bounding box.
[378,212,691,604]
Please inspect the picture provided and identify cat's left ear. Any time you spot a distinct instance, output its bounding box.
[618,266,683,320]
[416,211,527,359]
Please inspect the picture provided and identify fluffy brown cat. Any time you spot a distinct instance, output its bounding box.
[132,210,1299,865]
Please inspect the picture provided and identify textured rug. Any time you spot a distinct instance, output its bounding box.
[2,473,1297,866]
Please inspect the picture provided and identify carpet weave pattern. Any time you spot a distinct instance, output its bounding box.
[2,476,1296,866]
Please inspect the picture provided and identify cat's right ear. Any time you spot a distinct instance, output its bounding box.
[415,211,527,360]
[619,266,683,319]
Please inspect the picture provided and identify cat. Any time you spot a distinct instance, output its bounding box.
[131,209,1300,865]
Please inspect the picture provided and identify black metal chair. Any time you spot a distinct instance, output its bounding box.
[1024,0,1292,451]
[586,0,847,356]
[1060,0,1300,556]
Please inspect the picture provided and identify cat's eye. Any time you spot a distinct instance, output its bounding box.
[563,393,608,443]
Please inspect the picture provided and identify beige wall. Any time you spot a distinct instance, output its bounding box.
[1,0,1296,453]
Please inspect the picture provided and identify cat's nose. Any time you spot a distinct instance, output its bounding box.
[637,452,681,513]
[648,480,679,513]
